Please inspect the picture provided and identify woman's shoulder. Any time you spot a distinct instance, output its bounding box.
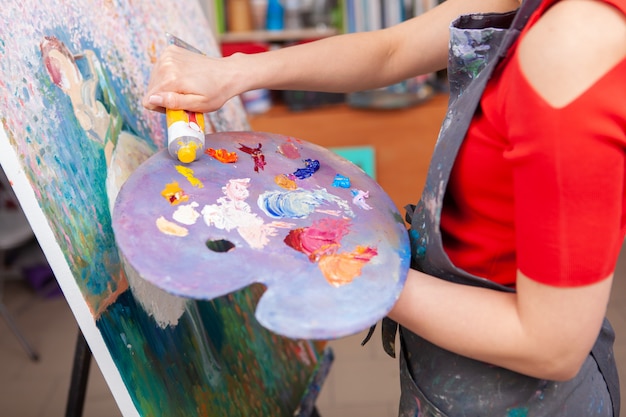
[530,0,626,56]
[540,0,626,16]
[517,0,626,108]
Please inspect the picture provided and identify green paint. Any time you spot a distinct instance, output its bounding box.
[507,407,529,417]
[331,146,376,179]
[98,285,328,417]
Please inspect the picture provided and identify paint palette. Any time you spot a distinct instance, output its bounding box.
[113,131,410,339]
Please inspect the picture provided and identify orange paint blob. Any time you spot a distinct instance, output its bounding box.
[160,181,189,205]
[318,246,378,287]
[206,148,238,163]
[274,174,297,190]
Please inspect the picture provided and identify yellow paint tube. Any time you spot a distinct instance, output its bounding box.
[166,109,206,164]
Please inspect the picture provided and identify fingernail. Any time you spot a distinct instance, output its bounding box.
[148,95,163,105]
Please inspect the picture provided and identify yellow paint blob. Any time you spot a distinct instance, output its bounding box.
[177,142,198,164]
[175,165,204,188]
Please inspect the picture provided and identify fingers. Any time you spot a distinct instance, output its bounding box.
[144,91,209,113]
[142,45,241,114]
[142,46,185,109]
[145,91,177,111]
[142,94,165,112]
[142,46,217,113]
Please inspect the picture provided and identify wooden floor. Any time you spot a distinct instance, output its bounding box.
[249,93,449,212]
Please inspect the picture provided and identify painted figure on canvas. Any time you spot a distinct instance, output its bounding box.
[41,36,155,214]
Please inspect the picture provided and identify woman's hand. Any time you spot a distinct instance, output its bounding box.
[142,45,244,114]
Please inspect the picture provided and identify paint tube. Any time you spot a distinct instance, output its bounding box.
[166,109,206,164]
[163,33,207,163]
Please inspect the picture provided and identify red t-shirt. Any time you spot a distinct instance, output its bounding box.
[440,0,626,287]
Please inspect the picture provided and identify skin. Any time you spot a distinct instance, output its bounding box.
[143,0,626,381]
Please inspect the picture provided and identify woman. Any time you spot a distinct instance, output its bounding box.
[143,0,625,415]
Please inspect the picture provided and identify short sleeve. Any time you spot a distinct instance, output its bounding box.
[501,52,626,286]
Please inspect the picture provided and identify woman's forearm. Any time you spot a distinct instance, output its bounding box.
[388,268,612,380]
[235,0,521,94]
[228,29,418,95]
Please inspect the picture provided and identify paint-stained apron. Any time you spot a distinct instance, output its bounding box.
[374,0,622,415]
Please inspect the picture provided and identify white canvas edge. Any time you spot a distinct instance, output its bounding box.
[0,126,139,417]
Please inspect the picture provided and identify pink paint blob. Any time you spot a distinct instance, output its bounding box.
[278,141,300,159]
[284,218,351,262]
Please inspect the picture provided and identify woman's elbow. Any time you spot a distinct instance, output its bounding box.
[529,350,590,381]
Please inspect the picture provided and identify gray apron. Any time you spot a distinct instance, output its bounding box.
[372,0,622,415]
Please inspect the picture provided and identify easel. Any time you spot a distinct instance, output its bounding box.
[65,330,91,417]
[65,329,324,417]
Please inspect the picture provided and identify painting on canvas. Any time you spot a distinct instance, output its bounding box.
[0,1,330,416]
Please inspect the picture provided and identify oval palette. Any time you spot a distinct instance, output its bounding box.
[113,131,410,339]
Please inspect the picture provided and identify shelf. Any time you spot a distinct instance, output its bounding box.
[219,27,339,43]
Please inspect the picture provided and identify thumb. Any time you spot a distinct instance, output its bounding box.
[151,91,182,110]
[142,93,167,112]
[146,92,215,113]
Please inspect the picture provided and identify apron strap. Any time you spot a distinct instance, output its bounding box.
[591,319,621,417]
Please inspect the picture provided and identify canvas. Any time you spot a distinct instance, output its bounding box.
[0,1,331,416]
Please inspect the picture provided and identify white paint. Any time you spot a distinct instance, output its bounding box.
[122,254,187,328]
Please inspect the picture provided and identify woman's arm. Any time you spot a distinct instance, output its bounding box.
[142,0,519,113]
[389,269,612,381]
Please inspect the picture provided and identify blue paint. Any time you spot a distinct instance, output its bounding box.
[332,173,350,188]
[293,158,320,179]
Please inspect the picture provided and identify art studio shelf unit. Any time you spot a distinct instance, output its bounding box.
[202,0,442,112]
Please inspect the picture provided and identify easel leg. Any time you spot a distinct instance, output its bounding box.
[65,329,92,417]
